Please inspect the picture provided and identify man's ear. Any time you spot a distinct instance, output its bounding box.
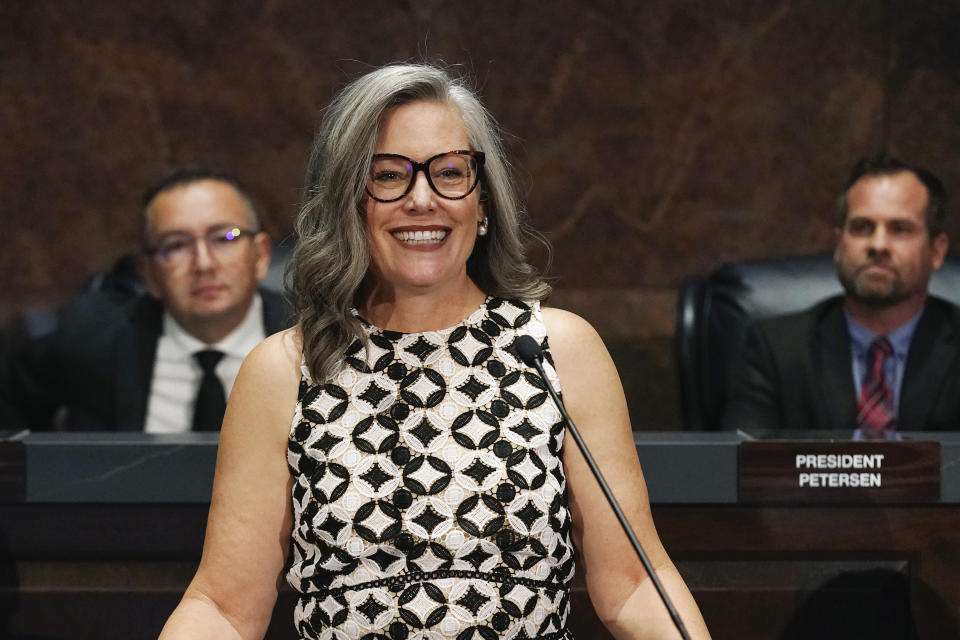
[833,227,843,263]
[932,232,949,270]
[253,232,272,282]
[138,255,163,299]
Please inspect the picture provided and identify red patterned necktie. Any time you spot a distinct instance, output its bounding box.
[856,337,896,437]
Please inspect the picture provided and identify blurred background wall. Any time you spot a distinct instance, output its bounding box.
[2,0,960,428]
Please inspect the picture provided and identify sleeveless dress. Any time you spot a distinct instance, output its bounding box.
[286,298,576,640]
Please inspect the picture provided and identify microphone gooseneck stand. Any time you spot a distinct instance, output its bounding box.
[511,335,693,640]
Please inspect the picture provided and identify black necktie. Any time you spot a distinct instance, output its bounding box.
[192,350,226,431]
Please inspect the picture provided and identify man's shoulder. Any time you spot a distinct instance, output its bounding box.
[27,293,160,364]
[5,291,160,382]
[926,295,960,326]
[750,295,844,337]
[59,291,160,330]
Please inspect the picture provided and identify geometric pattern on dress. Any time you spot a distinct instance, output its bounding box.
[287,298,575,639]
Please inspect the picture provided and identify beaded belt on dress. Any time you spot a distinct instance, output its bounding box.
[303,567,569,599]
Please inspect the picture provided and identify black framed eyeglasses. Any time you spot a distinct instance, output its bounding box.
[147,227,257,265]
[366,150,485,203]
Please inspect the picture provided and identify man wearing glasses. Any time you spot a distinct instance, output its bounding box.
[0,167,291,432]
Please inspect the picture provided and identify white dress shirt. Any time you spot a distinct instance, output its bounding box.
[144,295,265,433]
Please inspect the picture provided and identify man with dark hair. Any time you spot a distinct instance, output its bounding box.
[0,167,291,431]
[724,154,960,435]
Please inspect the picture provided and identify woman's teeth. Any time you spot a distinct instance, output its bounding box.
[392,229,447,243]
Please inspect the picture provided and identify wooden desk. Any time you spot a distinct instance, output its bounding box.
[2,432,958,639]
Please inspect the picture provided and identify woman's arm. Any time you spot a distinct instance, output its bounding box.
[542,308,710,640]
[158,328,302,640]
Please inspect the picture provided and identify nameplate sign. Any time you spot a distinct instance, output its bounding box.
[739,441,940,503]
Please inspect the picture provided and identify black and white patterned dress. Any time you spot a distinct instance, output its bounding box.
[286,298,576,639]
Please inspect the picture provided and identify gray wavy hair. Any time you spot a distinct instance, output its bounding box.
[289,63,551,381]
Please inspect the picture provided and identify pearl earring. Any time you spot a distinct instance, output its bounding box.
[477,219,488,236]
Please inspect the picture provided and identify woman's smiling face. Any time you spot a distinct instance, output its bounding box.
[364,100,485,295]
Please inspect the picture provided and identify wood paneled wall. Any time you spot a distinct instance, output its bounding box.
[4,1,960,427]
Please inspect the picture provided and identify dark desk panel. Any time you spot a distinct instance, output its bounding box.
[12,431,960,504]
[22,432,218,503]
[2,432,959,639]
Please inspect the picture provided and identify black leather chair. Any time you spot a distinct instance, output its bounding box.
[674,253,960,430]
[83,253,148,297]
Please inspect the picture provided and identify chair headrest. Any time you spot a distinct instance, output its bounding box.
[711,252,960,319]
[708,253,841,320]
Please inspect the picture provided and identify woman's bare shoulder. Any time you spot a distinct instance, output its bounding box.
[540,306,595,333]
[540,306,605,362]
[228,326,303,422]
[539,306,623,410]
[243,326,303,380]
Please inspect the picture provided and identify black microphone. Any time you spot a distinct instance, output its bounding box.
[511,335,693,640]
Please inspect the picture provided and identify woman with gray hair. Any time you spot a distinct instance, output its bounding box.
[160,63,709,640]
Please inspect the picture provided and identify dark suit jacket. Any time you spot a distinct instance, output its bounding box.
[0,289,292,431]
[723,295,960,431]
